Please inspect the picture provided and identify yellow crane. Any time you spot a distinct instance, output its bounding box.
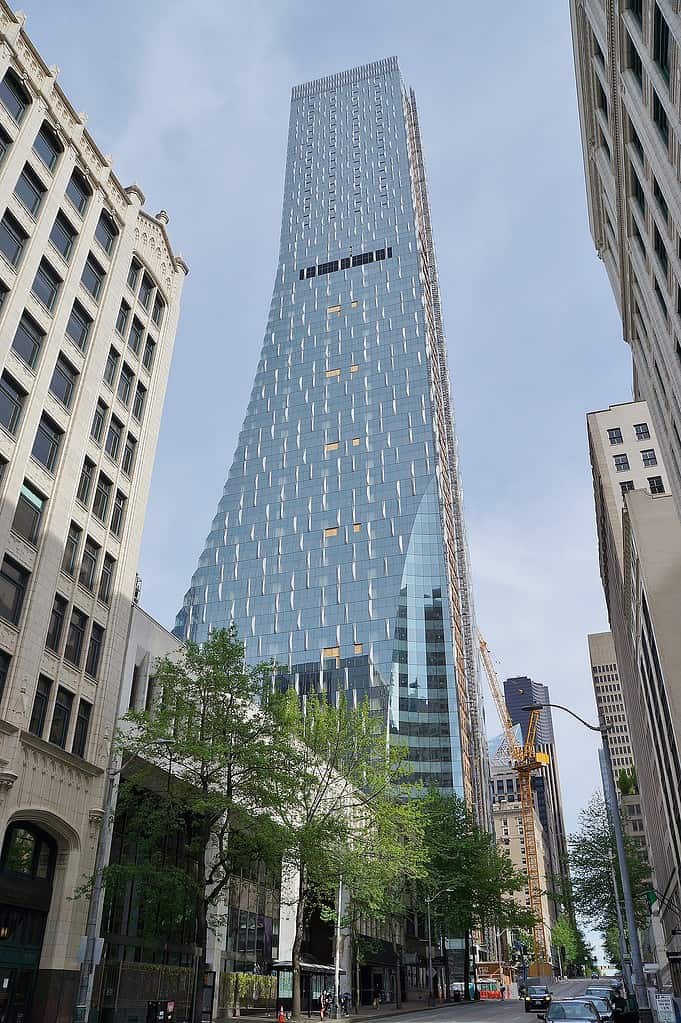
[478,632,552,975]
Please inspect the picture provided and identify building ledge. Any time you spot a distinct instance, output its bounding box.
[19,730,103,777]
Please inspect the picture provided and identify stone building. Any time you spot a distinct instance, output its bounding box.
[0,6,186,1020]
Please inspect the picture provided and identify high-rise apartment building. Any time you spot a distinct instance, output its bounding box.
[0,7,186,1020]
[587,399,681,990]
[175,58,482,800]
[503,678,571,919]
[587,632,635,778]
[570,0,681,518]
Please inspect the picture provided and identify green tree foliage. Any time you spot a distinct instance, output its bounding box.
[569,792,650,954]
[552,915,578,964]
[618,768,638,797]
[267,691,424,1019]
[107,627,286,1023]
[604,925,623,968]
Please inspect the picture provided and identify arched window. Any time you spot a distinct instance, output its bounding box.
[1,822,55,882]
[0,68,30,123]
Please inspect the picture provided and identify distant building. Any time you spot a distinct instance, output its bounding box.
[570,0,681,520]
[503,677,571,919]
[588,399,681,991]
[588,632,636,782]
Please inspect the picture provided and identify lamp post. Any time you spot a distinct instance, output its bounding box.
[424,889,452,1007]
[522,702,650,1023]
[73,738,173,1022]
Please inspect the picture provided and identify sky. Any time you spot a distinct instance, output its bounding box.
[27,2,630,859]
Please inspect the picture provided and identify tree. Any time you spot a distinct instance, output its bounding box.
[569,792,650,954]
[618,768,638,797]
[552,915,578,968]
[419,791,535,996]
[106,627,285,1023]
[267,691,416,1019]
[605,925,623,968]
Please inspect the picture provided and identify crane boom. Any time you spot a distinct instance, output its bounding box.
[477,631,552,971]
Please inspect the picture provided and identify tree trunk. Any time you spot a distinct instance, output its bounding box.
[291,866,306,1020]
[193,895,208,1023]
[463,930,471,1001]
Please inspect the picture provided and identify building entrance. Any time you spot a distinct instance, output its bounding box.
[0,822,56,1022]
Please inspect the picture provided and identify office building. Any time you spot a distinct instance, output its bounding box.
[571,0,681,518]
[588,399,681,990]
[0,7,187,1020]
[503,677,571,918]
[175,58,483,801]
[588,632,636,779]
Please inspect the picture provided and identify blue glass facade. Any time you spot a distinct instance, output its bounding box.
[176,58,478,797]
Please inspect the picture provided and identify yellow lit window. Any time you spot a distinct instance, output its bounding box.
[351,300,359,309]
[351,438,360,447]
[354,643,363,655]
[324,526,339,538]
[350,364,359,374]
[325,368,341,379]
[324,441,339,453]
[323,646,341,666]
[353,523,362,533]
[327,304,341,315]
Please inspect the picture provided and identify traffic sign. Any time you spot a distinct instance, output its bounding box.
[655,993,675,1023]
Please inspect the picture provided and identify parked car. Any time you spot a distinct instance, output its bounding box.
[585,988,615,1006]
[525,986,553,1013]
[571,997,613,1021]
[543,1000,601,1022]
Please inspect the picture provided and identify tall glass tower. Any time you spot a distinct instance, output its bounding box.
[176,58,484,801]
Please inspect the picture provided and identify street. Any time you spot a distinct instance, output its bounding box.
[371,980,596,1023]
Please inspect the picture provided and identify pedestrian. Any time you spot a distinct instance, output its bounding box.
[320,988,330,1020]
[500,984,506,1001]
[341,992,351,1017]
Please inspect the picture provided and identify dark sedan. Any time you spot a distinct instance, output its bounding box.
[572,997,613,1021]
[525,986,552,1012]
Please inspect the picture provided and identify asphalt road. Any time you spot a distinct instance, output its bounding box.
[372,980,597,1023]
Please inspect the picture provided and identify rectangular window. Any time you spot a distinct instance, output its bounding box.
[62,522,82,575]
[132,383,146,422]
[654,4,671,84]
[31,258,61,312]
[48,686,73,748]
[33,122,61,171]
[81,253,104,300]
[654,225,668,274]
[32,414,62,472]
[94,211,117,254]
[105,417,122,462]
[614,454,630,472]
[351,437,360,447]
[0,211,27,267]
[628,0,643,26]
[641,448,658,467]
[72,699,92,757]
[324,526,339,538]
[49,211,77,261]
[115,300,130,336]
[0,71,29,123]
[110,490,126,537]
[634,422,650,440]
[631,166,645,213]
[649,475,665,494]
[620,480,635,495]
[65,169,91,215]
[607,427,623,445]
[11,312,44,369]
[0,126,10,164]
[127,258,141,291]
[653,90,669,146]
[324,441,339,454]
[104,347,119,388]
[93,474,112,523]
[117,365,133,406]
[0,555,29,625]
[46,593,67,653]
[122,434,136,476]
[65,300,92,351]
[142,337,155,372]
[28,675,51,737]
[79,537,99,591]
[49,354,77,409]
[0,370,22,433]
[152,294,164,327]
[653,179,668,224]
[91,399,107,443]
[14,164,45,216]
[325,368,341,378]
[77,457,95,505]
[11,481,44,544]
[0,650,9,704]
[128,317,144,355]
[85,623,104,678]
[98,553,115,604]
[627,33,643,86]
[139,272,154,309]
[63,609,87,667]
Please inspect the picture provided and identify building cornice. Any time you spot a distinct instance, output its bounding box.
[19,730,104,778]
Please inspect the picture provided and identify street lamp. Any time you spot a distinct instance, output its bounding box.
[73,737,174,1022]
[522,701,650,1023]
[424,888,452,1007]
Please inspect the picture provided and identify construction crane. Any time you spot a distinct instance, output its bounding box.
[478,632,552,975]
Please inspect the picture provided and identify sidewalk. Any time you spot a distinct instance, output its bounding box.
[233,999,480,1023]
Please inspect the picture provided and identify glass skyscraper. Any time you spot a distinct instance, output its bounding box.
[176,57,484,800]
